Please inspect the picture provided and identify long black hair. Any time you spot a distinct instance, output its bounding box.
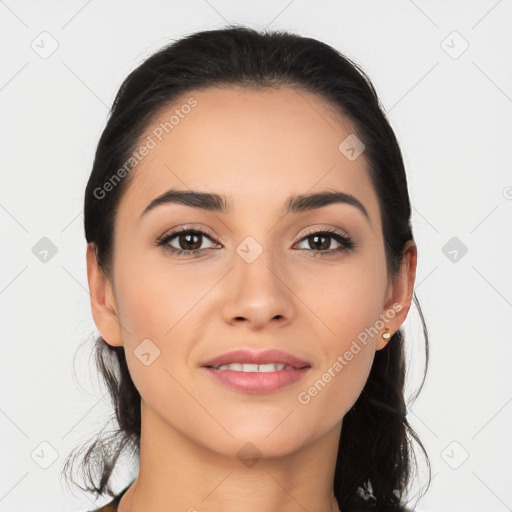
[61,25,431,512]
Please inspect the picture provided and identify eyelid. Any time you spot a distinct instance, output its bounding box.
[157,224,220,244]
[299,225,350,240]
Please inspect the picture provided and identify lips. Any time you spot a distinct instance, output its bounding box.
[200,348,311,370]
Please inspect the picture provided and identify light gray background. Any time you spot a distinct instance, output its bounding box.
[1,1,511,511]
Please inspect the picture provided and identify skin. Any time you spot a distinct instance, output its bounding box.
[86,86,417,512]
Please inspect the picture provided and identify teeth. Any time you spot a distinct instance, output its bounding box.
[215,363,293,372]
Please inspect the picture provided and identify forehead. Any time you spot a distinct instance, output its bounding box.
[118,86,381,227]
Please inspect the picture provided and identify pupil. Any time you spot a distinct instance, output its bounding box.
[181,233,201,250]
[311,235,329,250]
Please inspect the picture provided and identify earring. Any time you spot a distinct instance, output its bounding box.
[381,329,392,344]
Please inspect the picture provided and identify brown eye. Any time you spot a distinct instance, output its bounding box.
[295,229,356,256]
[157,227,356,258]
[176,232,203,251]
[305,234,332,251]
[157,228,219,257]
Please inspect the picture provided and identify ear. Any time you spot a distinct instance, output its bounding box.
[86,243,123,347]
[376,240,417,350]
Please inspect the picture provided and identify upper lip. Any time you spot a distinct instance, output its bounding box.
[201,348,311,369]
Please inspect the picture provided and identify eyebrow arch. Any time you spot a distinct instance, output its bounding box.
[140,188,370,222]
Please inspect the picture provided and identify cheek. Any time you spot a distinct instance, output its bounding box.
[297,292,380,432]
[114,252,206,341]
[288,259,386,427]
[310,257,386,344]
[111,256,211,400]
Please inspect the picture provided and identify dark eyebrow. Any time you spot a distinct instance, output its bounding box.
[140,188,370,222]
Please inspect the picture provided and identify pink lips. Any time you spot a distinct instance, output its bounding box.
[200,348,312,394]
[200,348,311,369]
[203,367,311,393]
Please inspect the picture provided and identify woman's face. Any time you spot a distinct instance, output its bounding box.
[88,86,414,457]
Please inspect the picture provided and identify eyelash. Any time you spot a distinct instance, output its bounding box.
[156,226,357,258]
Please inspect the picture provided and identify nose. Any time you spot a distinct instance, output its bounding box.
[221,253,295,330]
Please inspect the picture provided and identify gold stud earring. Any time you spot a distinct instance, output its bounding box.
[381,330,392,343]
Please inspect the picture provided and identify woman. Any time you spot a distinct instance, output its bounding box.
[63,25,431,512]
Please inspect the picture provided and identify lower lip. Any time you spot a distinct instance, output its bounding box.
[202,367,311,393]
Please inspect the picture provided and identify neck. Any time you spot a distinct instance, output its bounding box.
[118,401,342,512]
